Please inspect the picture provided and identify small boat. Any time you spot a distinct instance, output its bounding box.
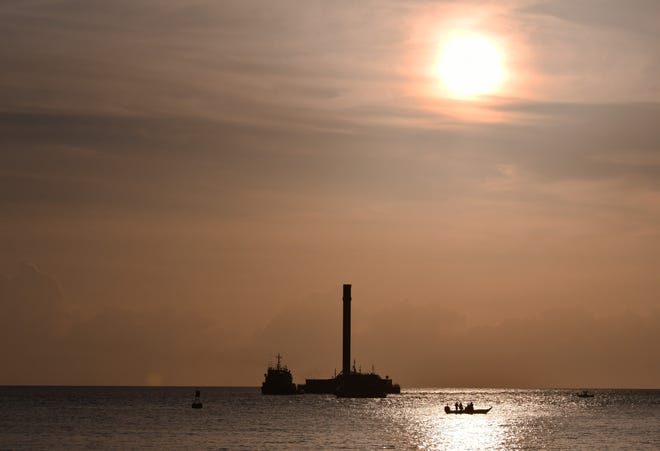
[445,405,492,415]
[191,389,203,408]
[576,390,594,398]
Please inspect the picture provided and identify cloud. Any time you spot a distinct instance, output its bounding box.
[0,1,414,126]
[520,0,660,35]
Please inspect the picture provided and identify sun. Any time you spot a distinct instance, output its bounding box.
[438,34,504,98]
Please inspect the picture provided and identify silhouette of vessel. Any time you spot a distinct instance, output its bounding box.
[303,376,338,394]
[576,390,594,398]
[262,284,400,397]
[261,353,298,395]
[303,372,400,396]
[333,284,400,398]
[335,366,399,398]
[444,405,491,414]
[191,389,203,408]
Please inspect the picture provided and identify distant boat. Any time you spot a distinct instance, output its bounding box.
[445,405,492,415]
[576,390,594,398]
[191,390,203,408]
[261,353,298,395]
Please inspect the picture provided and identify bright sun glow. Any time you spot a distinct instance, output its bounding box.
[438,35,504,98]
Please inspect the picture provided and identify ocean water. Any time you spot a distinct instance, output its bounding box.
[1,387,658,449]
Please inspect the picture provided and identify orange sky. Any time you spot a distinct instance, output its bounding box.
[1,0,659,388]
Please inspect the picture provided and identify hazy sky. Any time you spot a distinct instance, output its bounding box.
[1,0,659,388]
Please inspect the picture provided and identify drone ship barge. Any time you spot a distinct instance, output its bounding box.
[264,284,400,398]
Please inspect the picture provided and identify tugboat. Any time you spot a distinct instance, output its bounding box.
[261,353,298,395]
[191,389,203,408]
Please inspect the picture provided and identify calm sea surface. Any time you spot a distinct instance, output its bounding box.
[0,387,658,449]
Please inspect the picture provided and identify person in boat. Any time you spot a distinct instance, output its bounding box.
[466,402,473,413]
[455,402,459,411]
[459,402,463,411]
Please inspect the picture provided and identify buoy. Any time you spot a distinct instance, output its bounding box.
[192,389,203,408]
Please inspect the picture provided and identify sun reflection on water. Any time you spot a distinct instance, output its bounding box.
[392,389,511,450]
[418,407,505,449]
[352,388,659,449]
